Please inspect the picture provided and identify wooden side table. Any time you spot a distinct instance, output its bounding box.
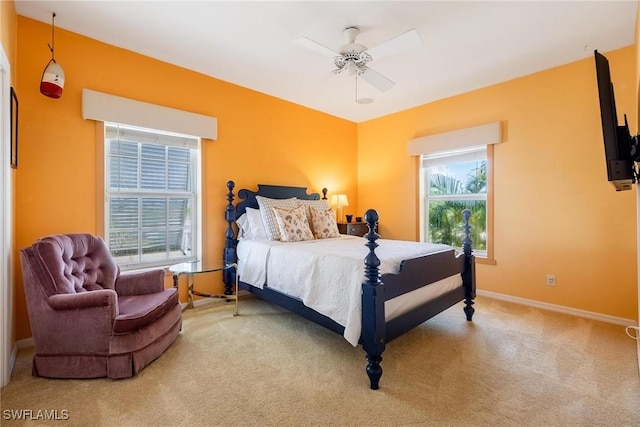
[337,221,378,237]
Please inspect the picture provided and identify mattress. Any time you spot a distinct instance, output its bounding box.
[237,235,462,345]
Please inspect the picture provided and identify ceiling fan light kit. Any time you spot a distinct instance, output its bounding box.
[295,26,422,101]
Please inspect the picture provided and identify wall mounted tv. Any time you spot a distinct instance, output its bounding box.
[594,50,638,191]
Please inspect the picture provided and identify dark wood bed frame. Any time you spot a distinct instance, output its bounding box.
[223,181,476,389]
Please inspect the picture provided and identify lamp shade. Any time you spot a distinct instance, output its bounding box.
[330,194,349,207]
[40,60,65,99]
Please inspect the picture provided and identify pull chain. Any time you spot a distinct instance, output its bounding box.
[355,73,358,103]
[48,13,56,61]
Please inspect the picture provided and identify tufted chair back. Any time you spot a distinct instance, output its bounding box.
[29,234,119,296]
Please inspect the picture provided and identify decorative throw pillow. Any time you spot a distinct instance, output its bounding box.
[309,206,340,239]
[255,196,298,240]
[272,205,315,242]
[246,207,268,240]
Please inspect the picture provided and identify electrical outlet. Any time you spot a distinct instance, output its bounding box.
[546,274,556,286]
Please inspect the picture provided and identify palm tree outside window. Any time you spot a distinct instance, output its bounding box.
[421,146,488,257]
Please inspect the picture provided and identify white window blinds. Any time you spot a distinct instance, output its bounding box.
[105,123,198,269]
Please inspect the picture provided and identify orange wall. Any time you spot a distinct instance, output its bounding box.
[358,46,638,320]
[11,13,640,341]
[13,16,357,340]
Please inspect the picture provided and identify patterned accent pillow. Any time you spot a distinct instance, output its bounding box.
[255,196,299,240]
[309,206,340,239]
[272,205,315,242]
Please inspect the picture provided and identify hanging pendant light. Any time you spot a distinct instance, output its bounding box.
[40,13,65,99]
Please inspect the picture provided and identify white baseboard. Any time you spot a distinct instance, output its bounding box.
[9,342,17,376]
[637,339,640,376]
[6,338,42,381]
[476,289,637,327]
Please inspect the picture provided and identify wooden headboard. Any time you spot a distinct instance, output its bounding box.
[222,181,327,292]
[233,183,327,216]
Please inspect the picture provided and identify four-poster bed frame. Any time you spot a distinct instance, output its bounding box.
[222,181,476,389]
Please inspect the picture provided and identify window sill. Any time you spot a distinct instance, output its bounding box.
[119,258,198,274]
[119,265,173,275]
[475,256,496,266]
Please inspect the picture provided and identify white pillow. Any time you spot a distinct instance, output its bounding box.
[255,196,298,240]
[246,207,268,240]
[235,213,251,240]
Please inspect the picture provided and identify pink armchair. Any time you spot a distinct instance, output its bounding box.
[19,234,182,379]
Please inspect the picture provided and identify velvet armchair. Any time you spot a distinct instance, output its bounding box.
[19,234,182,379]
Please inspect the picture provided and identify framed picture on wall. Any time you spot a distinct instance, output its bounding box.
[10,87,18,169]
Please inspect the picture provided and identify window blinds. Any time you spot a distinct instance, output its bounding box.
[422,146,487,168]
[106,124,196,268]
[105,124,199,149]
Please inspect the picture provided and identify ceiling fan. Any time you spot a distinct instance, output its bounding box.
[294,26,423,94]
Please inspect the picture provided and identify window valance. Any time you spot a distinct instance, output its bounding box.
[407,122,501,156]
[82,89,217,140]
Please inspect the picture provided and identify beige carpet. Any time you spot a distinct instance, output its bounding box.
[1,295,639,426]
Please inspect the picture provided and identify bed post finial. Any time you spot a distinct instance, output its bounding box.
[322,188,328,200]
[223,181,237,295]
[461,209,476,321]
[362,208,385,390]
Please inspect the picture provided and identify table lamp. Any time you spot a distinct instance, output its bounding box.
[330,194,349,222]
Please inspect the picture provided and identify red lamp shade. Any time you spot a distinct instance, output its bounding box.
[40,60,65,99]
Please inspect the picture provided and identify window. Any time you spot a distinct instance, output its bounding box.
[105,123,200,270]
[420,145,491,258]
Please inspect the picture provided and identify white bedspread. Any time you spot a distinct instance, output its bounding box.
[237,236,461,346]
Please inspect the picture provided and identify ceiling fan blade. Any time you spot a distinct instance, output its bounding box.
[293,37,338,57]
[366,28,422,60]
[361,67,395,93]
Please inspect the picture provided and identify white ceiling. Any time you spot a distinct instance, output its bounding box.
[15,1,638,123]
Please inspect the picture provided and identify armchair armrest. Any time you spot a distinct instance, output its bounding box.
[115,269,165,296]
[41,290,118,354]
[48,289,117,312]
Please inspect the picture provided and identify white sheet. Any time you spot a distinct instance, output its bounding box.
[237,236,462,346]
[237,239,272,287]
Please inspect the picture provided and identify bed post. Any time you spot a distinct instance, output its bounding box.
[223,180,237,295]
[461,209,476,321]
[361,208,385,390]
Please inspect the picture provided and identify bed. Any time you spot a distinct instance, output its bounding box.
[222,181,476,389]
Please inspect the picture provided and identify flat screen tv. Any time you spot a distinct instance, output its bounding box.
[594,50,636,191]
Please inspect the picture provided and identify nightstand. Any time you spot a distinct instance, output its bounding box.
[337,221,378,237]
